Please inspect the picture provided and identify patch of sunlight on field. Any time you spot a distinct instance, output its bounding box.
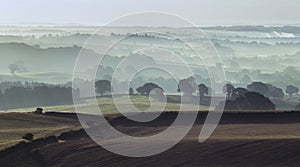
[2,95,209,114]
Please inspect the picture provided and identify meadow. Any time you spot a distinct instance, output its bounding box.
[1,95,209,114]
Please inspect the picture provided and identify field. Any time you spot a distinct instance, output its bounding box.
[1,111,300,166]
[1,95,209,114]
[0,112,81,150]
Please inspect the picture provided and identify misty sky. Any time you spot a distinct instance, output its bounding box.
[1,0,300,26]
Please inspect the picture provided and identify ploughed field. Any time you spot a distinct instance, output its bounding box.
[0,112,81,150]
[1,111,300,166]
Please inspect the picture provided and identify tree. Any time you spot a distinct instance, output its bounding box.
[34,107,43,114]
[129,87,134,95]
[136,86,146,95]
[22,133,34,141]
[136,83,163,96]
[244,92,275,110]
[223,83,235,98]
[286,85,299,97]
[95,80,111,96]
[270,87,284,99]
[231,87,248,100]
[8,64,20,76]
[198,84,208,97]
[247,82,268,96]
[221,92,275,110]
[265,84,284,99]
[178,77,197,96]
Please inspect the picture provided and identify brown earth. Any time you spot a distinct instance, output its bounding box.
[1,112,300,166]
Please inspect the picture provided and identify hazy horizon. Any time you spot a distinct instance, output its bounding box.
[2,0,300,26]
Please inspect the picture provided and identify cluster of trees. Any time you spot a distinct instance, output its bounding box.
[95,80,165,101]
[95,78,299,99]
[222,82,299,100]
[219,91,275,110]
[220,82,299,110]
[0,81,67,92]
[94,77,300,111]
[0,84,78,110]
[136,83,163,96]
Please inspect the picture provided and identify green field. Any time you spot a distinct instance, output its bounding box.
[2,95,209,115]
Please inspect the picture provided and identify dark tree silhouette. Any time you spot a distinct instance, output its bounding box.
[286,85,299,97]
[136,86,146,95]
[223,83,235,98]
[265,84,284,99]
[271,88,284,99]
[198,84,208,97]
[0,84,74,110]
[34,107,43,114]
[136,83,163,96]
[221,92,275,110]
[22,133,34,141]
[231,87,248,100]
[95,80,111,96]
[178,77,197,96]
[129,87,134,95]
[247,82,268,96]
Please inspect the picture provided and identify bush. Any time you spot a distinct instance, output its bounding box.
[34,107,43,114]
[22,133,34,141]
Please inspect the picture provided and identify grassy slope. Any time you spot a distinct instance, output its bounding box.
[2,96,209,114]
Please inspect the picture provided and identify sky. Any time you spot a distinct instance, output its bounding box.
[1,0,300,26]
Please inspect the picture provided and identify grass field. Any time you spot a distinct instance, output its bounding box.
[2,95,209,114]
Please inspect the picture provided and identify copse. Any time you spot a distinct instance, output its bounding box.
[0,85,75,110]
[219,91,275,110]
[247,82,268,96]
[136,83,163,96]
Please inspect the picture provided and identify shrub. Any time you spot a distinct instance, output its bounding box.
[22,133,34,141]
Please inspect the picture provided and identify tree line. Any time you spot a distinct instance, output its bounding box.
[0,82,79,110]
[95,77,300,110]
